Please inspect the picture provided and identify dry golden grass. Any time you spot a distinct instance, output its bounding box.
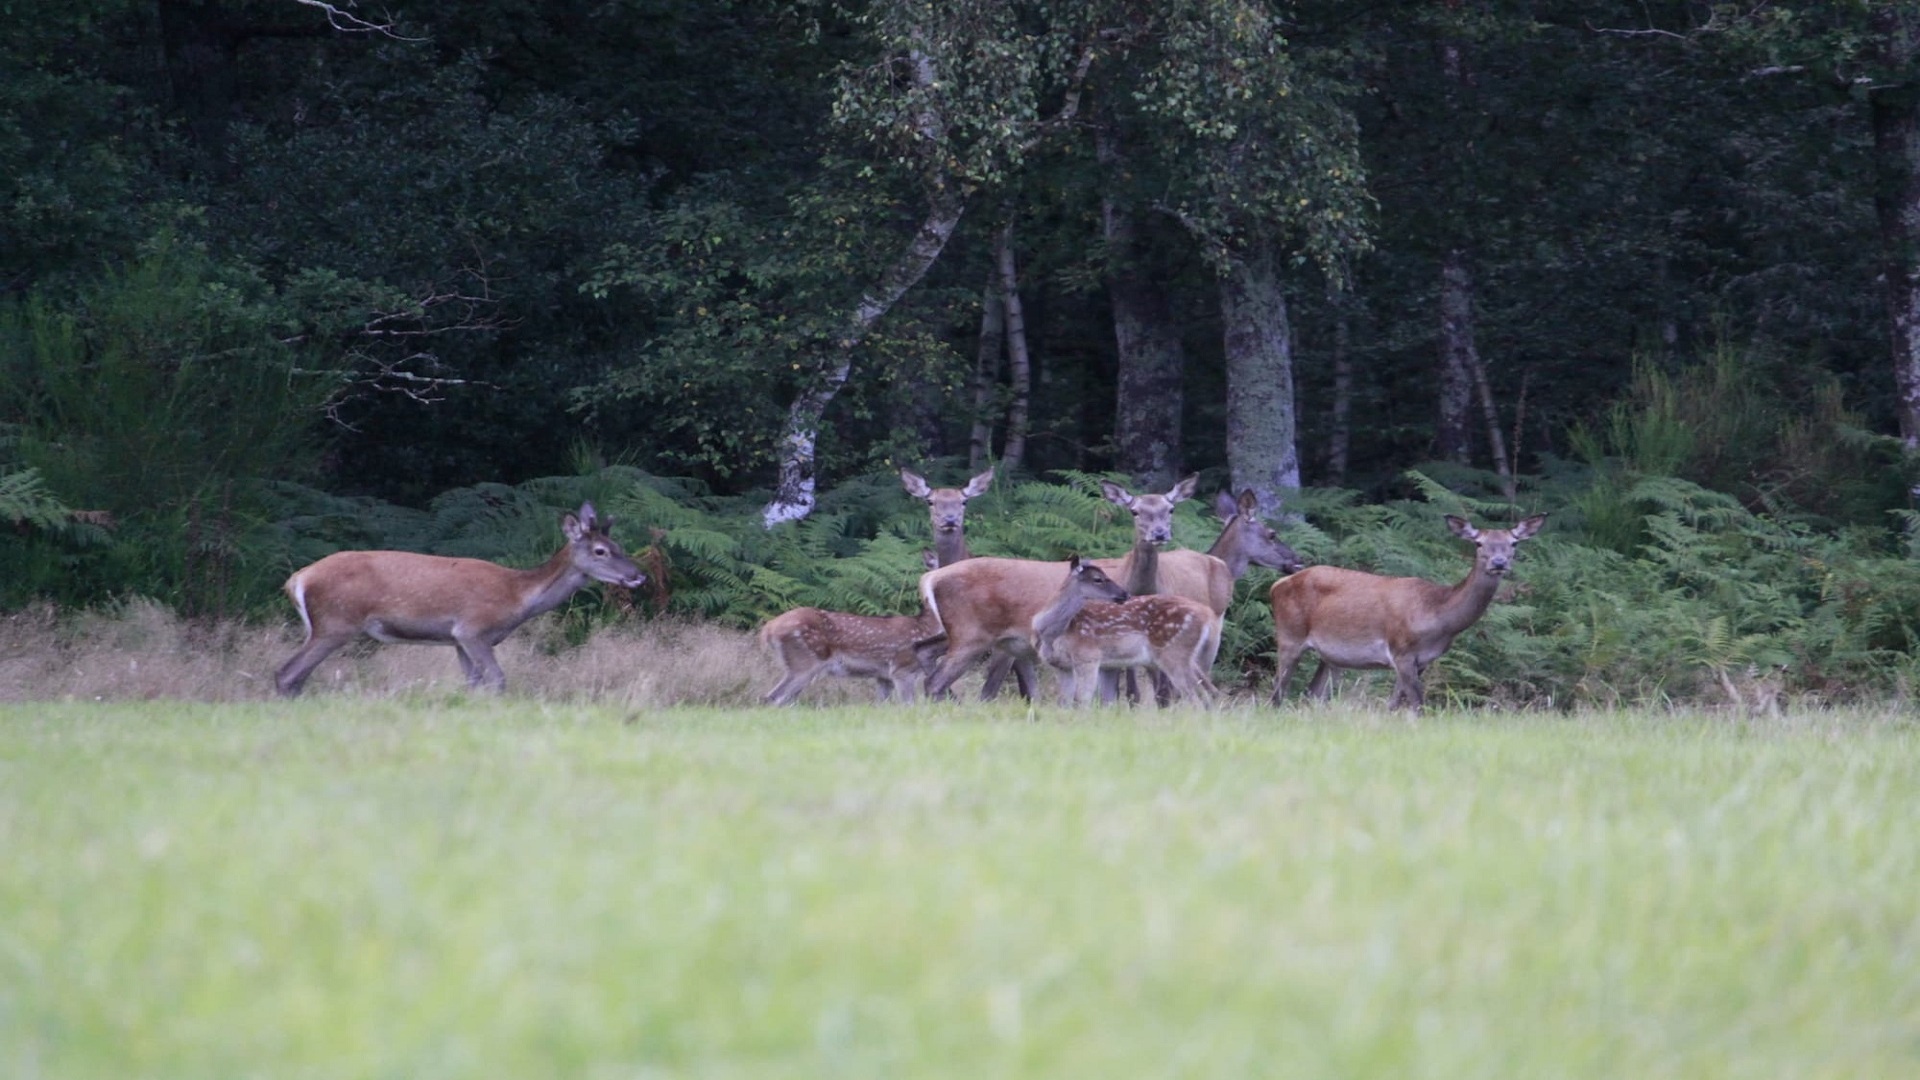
[0,602,918,707]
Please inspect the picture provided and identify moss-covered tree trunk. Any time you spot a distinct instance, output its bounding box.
[1222,242,1298,516]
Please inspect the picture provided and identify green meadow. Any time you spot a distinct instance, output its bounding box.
[2,703,1916,1079]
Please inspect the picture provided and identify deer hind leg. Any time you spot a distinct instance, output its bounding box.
[764,666,820,706]
[1304,659,1339,702]
[980,648,1037,701]
[275,631,356,698]
[1271,638,1311,705]
[926,640,994,700]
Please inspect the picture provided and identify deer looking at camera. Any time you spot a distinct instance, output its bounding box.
[1030,555,1220,707]
[900,466,1037,699]
[760,551,948,705]
[917,483,1303,701]
[1269,514,1546,712]
[276,502,644,697]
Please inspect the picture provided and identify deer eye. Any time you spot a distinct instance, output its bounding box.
[594,545,609,557]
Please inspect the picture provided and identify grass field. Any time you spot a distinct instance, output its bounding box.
[2,700,1916,1079]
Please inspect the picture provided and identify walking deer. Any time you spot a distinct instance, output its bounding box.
[760,551,948,705]
[276,502,644,697]
[918,485,1302,700]
[1269,514,1546,712]
[901,465,1038,700]
[1031,555,1220,706]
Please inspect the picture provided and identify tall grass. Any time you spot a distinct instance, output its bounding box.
[1,703,1915,1078]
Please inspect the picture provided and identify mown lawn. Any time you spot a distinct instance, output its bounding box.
[1,701,1915,1079]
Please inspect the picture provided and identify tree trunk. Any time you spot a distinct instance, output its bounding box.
[1870,76,1920,448]
[1222,242,1300,517]
[1098,125,1185,489]
[763,182,966,528]
[1327,289,1353,485]
[157,0,241,167]
[1437,247,1477,464]
[968,267,1005,471]
[996,222,1032,474]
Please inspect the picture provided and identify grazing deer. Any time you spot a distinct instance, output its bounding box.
[1031,555,1220,707]
[276,502,644,697]
[1269,514,1546,712]
[901,465,1039,700]
[918,486,1303,700]
[760,551,947,705]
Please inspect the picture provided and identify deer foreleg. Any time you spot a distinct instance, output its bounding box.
[455,636,506,693]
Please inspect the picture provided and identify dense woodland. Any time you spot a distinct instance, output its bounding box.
[6,1,1920,705]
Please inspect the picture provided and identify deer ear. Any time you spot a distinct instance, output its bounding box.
[921,549,940,571]
[1445,515,1478,540]
[1099,481,1134,509]
[900,469,932,499]
[962,468,994,498]
[1238,488,1260,518]
[1513,514,1548,541]
[1066,553,1083,570]
[562,513,587,541]
[1168,473,1200,503]
[1213,490,1240,522]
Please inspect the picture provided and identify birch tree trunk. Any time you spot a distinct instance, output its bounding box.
[762,181,966,528]
[1222,242,1299,517]
[995,221,1032,473]
[1437,247,1477,465]
[1098,128,1186,489]
[969,267,1004,471]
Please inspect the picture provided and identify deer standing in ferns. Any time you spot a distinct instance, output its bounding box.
[1030,555,1220,707]
[917,486,1302,701]
[899,466,1037,699]
[1269,514,1546,712]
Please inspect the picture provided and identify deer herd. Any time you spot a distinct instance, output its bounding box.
[275,471,1545,713]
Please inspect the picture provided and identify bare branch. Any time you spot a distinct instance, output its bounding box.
[289,0,425,41]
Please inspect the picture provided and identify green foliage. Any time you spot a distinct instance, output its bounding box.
[0,238,329,613]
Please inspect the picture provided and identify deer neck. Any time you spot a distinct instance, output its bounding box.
[1432,562,1502,637]
[932,530,971,567]
[510,546,588,624]
[1031,581,1093,647]
[1203,516,1248,579]
[1119,539,1160,594]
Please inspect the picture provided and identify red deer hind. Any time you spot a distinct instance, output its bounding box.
[275,502,644,697]
[1269,514,1545,712]
[900,465,1038,700]
[1030,555,1220,707]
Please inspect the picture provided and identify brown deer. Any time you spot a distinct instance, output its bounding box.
[275,502,644,697]
[1096,474,1198,703]
[1269,514,1546,712]
[760,551,947,705]
[900,466,995,568]
[918,486,1303,700]
[901,465,1038,700]
[1031,555,1220,707]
